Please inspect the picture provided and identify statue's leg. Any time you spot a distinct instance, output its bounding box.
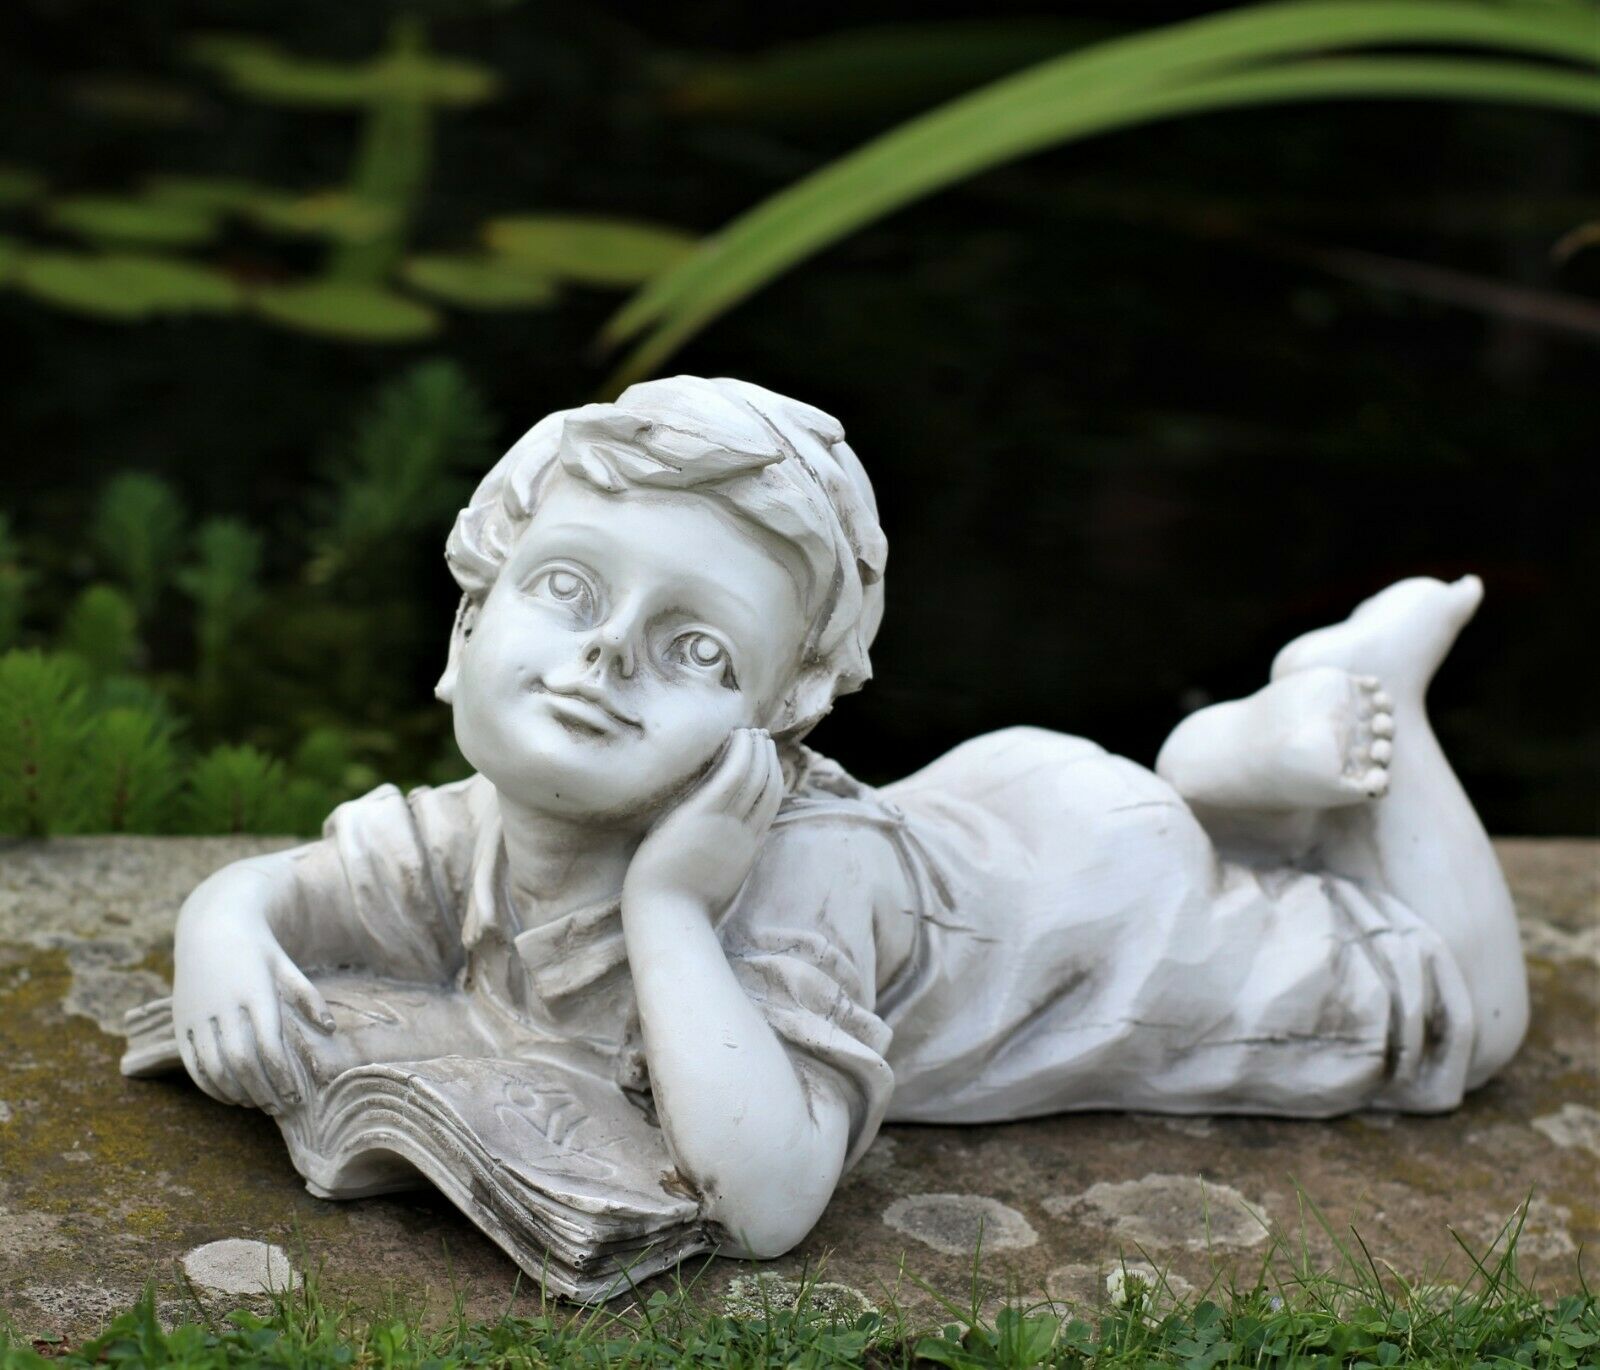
[1158,576,1525,1085]
[1268,576,1527,1087]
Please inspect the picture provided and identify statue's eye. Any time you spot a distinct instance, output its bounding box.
[684,633,724,668]
[675,631,736,687]
[546,569,584,601]
[529,566,596,618]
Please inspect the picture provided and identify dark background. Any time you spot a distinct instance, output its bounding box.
[5,1,1597,833]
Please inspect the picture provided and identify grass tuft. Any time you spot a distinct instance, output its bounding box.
[1,1207,1593,1367]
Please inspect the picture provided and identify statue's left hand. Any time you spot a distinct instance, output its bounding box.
[623,727,783,917]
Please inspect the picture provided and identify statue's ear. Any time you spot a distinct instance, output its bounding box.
[434,594,481,704]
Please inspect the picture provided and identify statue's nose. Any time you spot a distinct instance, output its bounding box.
[584,623,637,679]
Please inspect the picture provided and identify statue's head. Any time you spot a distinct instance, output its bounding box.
[436,376,887,822]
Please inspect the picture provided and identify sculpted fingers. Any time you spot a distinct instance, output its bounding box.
[215,1011,279,1114]
[186,1024,242,1106]
[744,733,784,828]
[179,1029,229,1105]
[244,997,302,1108]
[274,954,336,1036]
[729,729,775,815]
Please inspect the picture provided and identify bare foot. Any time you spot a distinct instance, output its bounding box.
[1157,667,1394,812]
[1271,575,1484,702]
[1159,575,1479,817]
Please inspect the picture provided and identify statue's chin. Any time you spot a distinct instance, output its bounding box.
[480,753,695,829]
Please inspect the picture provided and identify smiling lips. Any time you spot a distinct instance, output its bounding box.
[533,682,642,736]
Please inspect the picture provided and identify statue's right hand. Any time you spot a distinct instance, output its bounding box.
[171,880,334,1114]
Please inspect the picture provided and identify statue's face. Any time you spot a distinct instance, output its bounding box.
[453,471,806,822]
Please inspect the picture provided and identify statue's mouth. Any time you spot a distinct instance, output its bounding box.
[533,683,643,736]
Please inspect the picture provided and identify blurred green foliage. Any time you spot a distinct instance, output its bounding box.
[311,359,494,586]
[91,477,186,618]
[0,360,486,837]
[58,585,140,683]
[0,17,694,340]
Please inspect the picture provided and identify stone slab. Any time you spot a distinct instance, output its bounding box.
[1,836,1594,1337]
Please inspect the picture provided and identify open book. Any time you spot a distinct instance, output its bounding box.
[120,994,716,1302]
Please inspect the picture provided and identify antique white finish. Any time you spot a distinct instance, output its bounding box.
[124,376,1528,1295]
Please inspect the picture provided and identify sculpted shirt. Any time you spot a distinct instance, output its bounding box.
[313,727,1476,1170]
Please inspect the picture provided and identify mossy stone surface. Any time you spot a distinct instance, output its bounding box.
[1,837,1594,1336]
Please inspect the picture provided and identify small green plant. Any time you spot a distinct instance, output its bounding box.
[311,358,494,587]
[183,744,288,835]
[1,360,494,838]
[0,646,355,838]
[0,650,91,836]
[57,584,140,682]
[177,519,264,721]
[0,515,33,651]
[90,474,187,620]
[79,706,182,834]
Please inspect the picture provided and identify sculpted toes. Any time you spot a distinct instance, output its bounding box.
[1368,738,1393,765]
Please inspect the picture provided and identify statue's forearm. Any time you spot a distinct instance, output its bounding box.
[620,890,849,1258]
[176,842,374,971]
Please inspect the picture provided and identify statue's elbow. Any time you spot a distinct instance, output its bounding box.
[1465,981,1531,1091]
[703,1161,837,1260]
[715,1199,824,1261]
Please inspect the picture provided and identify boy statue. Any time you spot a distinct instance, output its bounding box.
[141,376,1527,1268]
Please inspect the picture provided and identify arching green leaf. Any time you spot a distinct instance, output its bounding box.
[401,254,557,308]
[49,195,219,247]
[483,216,696,286]
[602,0,1600,387]
[252,279,438,340]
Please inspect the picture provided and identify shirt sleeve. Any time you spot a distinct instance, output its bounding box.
[316,775,493,982]
[716,813,900,1170]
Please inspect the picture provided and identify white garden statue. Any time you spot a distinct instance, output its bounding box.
[124,376,1529,1296]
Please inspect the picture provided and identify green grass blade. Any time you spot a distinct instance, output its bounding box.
[609,0,1596,341]
[604,49,1600,389]
[601,0,1598,387]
